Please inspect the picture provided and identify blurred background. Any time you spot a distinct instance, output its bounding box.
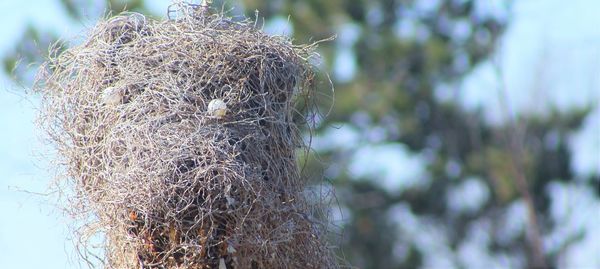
[0,0,598,268]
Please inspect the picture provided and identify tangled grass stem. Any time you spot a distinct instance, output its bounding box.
[36,3,337,268]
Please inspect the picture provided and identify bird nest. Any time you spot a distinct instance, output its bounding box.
[36,3,337,269]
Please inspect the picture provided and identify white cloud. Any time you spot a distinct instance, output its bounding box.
[311,124,361,152]
[333,47,357,83]
[570,107,600,178]
[349,143,429,193]
[264,16,294,37]
[459,0,600,124]
[546,182,600,268]
[446,177,490,214]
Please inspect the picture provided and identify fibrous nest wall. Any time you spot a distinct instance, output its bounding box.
[37,3,337,268]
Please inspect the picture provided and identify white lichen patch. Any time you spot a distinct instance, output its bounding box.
[101,86,124,106]
[208,99,227,118]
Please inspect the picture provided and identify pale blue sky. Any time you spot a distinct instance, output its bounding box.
[0,0,598,268]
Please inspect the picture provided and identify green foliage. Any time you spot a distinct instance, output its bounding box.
[1,0,152,85]
[2,25,61,84]
[234,0,597,268]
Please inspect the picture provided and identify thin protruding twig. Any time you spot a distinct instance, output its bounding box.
[492,58,547,269]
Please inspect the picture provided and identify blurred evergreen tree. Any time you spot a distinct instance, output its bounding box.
[4,0,598,268]
[234,1,598,268]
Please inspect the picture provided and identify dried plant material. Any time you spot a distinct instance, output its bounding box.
[36,2,337,269]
